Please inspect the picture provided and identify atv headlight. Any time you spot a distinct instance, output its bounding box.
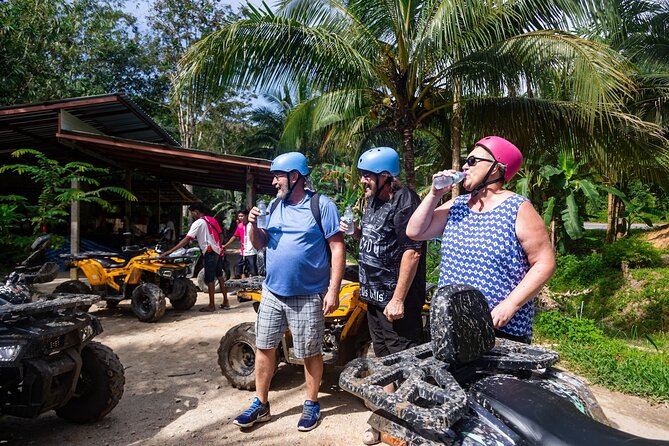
[80,324,95,342]
[157,268,173,278]
[0,344,23,362]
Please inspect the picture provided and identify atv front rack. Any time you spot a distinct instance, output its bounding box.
[0,294,101,322]
[339,340,559,431]
[224,276,265,291]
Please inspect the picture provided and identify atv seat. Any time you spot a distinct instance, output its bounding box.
[94,257,128,268]
[474,376,669,446]
[121,245,147,257]
[430,284,496,363]
[62,252,129,268]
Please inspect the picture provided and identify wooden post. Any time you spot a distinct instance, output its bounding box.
[124,170,132,233]
[70,179,80,280]
[246,167,254,209]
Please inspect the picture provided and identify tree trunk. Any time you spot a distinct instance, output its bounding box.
[402,127,416,190]
[549,218,557,250]
[451,78,462,197]
[617,199,628,238]
[606,192,616,243]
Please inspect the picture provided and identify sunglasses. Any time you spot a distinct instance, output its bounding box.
[360,170,387,179]
[465,156,495,166]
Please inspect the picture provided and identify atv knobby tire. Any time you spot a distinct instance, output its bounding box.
[170,278,197,311]
[53,280,92,295]
[197,268,226,293]
[218,322,260,390]
[131,283,166,322]
[55,341,125,423]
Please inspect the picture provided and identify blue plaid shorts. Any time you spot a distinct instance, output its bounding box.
[255,286,324,359]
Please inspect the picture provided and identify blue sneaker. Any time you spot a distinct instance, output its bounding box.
[233,397,271,428]
[297,400,320,431]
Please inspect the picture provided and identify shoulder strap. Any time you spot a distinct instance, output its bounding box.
[269,198,279,215]
[310,192,331,264]
[201,217,223,241]
[310,192,324,237]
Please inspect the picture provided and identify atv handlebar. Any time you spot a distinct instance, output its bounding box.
[59,251,121,260]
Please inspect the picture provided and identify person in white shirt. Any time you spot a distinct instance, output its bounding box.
[161,203,230,311]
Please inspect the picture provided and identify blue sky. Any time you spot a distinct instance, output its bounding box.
[122,0,270,108]
[123,0,261,28]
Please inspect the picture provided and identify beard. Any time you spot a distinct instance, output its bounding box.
[364,187,375,199]
[276,184,289,200]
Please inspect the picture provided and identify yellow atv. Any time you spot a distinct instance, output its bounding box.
[218,267,432,390]
[58,246,198,322]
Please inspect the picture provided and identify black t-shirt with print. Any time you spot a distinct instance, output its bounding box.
[358,186,426,309]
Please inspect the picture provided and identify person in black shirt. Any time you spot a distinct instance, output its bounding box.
[340,146,426,445]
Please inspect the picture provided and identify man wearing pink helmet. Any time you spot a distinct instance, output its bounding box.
[407,136,556,343]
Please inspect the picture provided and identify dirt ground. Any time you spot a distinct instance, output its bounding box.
[2,277,669,446]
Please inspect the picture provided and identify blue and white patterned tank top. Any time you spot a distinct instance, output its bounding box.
[438,193,533,337]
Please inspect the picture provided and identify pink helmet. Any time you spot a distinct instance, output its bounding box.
[474,136,523,181]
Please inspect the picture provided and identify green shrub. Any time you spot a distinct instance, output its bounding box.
[535,311,669,402]
[606,285,669,334]
[425,240,442,285]
[602,237,662,269]
[535,311,605,343]
[559,339,669,401]
[549,253,605,292]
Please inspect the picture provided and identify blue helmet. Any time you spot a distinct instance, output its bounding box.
[270,152,310,175]
[357,147,400,177]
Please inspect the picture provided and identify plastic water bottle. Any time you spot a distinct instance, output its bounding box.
[432,171,466,190]
[256,200,267,229]
[343,206,355,235]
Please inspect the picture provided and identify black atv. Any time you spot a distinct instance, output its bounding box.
[9,234,59,292]
[340,284,669,446]
[0,282,124,423]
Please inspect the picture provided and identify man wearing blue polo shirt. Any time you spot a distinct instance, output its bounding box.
[233,152,345,432]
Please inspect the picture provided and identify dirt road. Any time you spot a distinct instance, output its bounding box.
[2,279,668,445]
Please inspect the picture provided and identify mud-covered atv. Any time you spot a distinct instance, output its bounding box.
[340,284,668,446]
[59,246,198,322]
[0,283,124,423]
[217,267,432,390]
[0,235,60,307]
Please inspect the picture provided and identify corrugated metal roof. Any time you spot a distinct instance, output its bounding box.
[0,93,275,195]
[0,93,178,148]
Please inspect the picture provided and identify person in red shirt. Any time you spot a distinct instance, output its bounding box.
[223,209,258,278]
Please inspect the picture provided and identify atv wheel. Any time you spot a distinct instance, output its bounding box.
[170,278,197,311]
[131,283,166,322]
[197,268,227,293]
[218,322,259,390]
[55,342,125,423]
[53,280,92,295]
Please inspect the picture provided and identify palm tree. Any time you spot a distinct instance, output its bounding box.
[582,0,669,240]
[178,0,666,190]
[243,82,325,160]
